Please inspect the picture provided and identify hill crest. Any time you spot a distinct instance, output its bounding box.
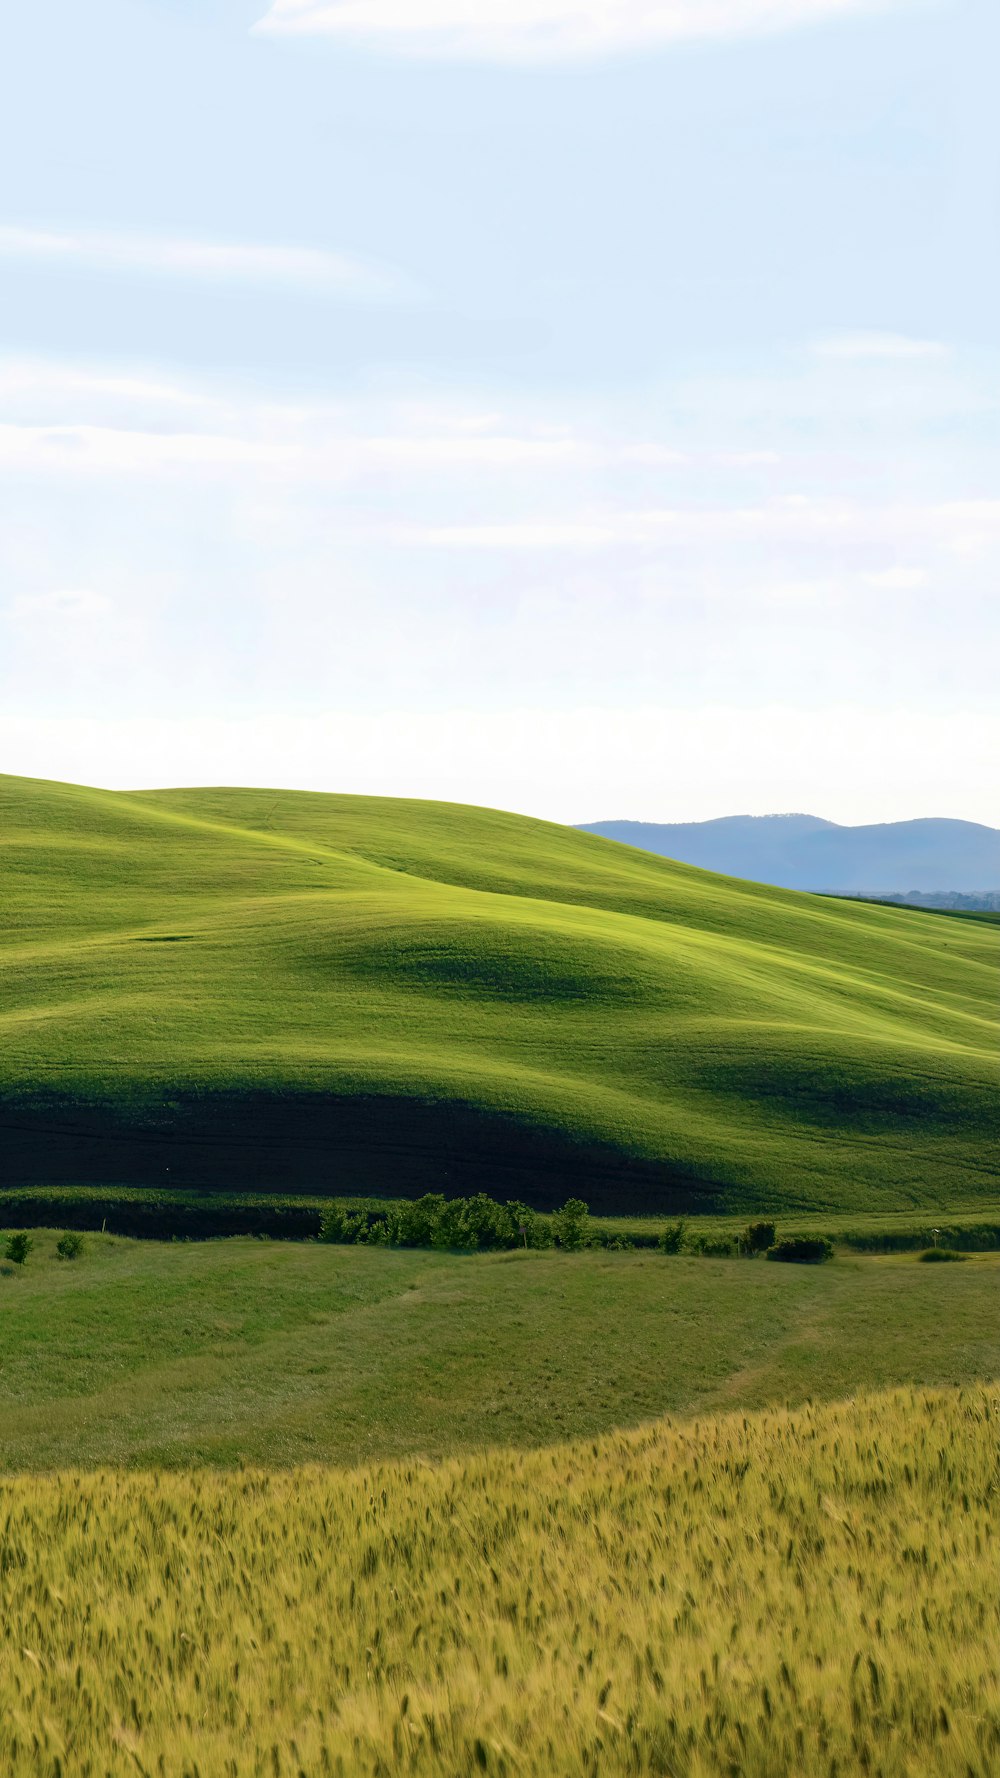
[2,774,997,1213]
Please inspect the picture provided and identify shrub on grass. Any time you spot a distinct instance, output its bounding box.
[658,1220,686,1255]
[56,1232,86,1261]
[505,1200,546,1249]
[918,1247,967,1263]
[380,1195,447,1248]
[551,1198,590,1252]
[740,1220,777,1256]
[5,1232,33,1267]
[766,1236,833,1265]
[319,1205,372,1245]
[431,1194,516,1252]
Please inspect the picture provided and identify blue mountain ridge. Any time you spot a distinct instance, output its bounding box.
[576,816,1000,896]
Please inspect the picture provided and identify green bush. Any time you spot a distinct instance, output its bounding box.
[5,1231,33,1267]
[506,1201,546,1249]
[658,1220,686,1255]
[56,1231,86,1261]
[320,1194,556,1253]
[740,1220,776,1255]
[383,1195,448,1248]
[551,1198,590,1252]
[431,1194,512,1252]
[766,1237,833,1265]
[319,1205,373,1245]
[918,1247,967,1263]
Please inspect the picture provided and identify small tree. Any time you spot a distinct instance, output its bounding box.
[5,1232,33,1267]
[56,1232,86,1261]
[552,1198,590,1252]
[505,1200,542,1249]
[740,1221,776,1256]
[658,1220,686,1255]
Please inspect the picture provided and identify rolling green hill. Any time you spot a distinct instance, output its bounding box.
[1,773,997,1212]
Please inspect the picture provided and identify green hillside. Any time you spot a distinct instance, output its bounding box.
[1,773,997,1212]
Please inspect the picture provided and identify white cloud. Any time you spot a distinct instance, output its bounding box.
[405,498,1000,555]
[0,359,204,411]
[413,521,624,549]
[0,224,405,299]
[0,423,295,476]
[862,566,929,589]
[255,0,906,61]
[0,354,779,484]
[7,588,114,630]
[813,332,949,361]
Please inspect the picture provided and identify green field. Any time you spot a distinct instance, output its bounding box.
[4,1233,1000,1470]
[3,773,998,1212]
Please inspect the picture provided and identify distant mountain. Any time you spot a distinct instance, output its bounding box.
[576,815,1000,896]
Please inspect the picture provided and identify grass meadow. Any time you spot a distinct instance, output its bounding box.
[3,1384,999,1777]
[3,773,998,1210]
[3,1234,1000,1469]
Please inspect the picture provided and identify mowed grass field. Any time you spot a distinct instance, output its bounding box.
[4,1234,1000,1470]
[3,1384,1000,1778]
[2,773,998,1211]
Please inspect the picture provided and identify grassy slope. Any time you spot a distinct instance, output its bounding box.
[4,1234,1000,1470]
[2,773,997,1210]
[3,1385,999,1777]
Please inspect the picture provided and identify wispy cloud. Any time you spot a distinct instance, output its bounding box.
[0,423,296,477]
[812,332,949,361]
[255,0,905,62]
[0,354,762,482]
[0,224,406,299]
[404,499,1000,560]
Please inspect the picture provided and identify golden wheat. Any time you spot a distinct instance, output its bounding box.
[2,1387,999,1776]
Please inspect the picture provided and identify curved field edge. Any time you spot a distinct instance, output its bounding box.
[3,1384,1000,1777]
[4,1235,1000,1472]
[2,773,998,1212]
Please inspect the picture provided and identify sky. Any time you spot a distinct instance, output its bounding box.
[0,0,996,825]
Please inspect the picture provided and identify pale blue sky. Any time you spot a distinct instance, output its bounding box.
[1,0,996,822]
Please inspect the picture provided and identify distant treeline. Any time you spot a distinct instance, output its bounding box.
[845,891,1000,912]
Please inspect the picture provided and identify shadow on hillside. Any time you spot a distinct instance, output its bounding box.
[0,1092,722,1216]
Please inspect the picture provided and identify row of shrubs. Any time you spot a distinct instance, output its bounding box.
[0,1188,838,1262]
[3,1224,965,1270]
[319,1199,834,1263]
[1,1188,993,1258]
[320,1194,591,1251]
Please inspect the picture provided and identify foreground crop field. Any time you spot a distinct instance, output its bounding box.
[4,1235,1000,1469]
[3,1385,999,1778]
[2,774,999,1211]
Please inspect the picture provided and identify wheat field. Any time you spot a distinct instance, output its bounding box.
[3,1385,999,1777]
